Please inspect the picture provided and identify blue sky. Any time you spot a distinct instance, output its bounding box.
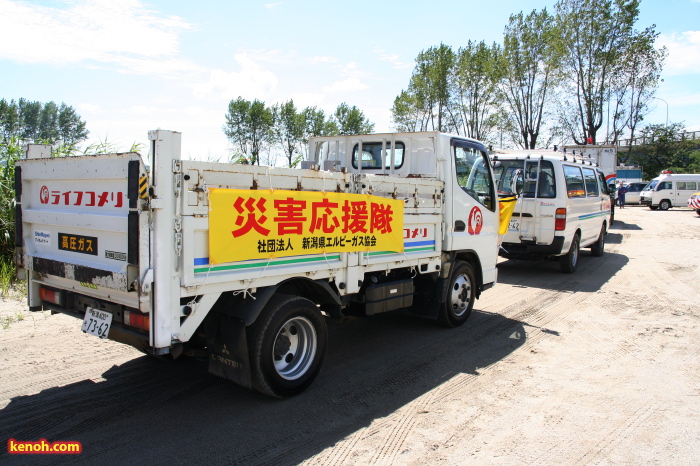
[1,0,698,161]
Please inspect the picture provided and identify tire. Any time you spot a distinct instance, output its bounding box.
[590,224,605,257]
[247,294,327,398]
[437,261,476,328]
[559,234,580,274]
[696,209,700,216]
[658,199,671,211]
[649,205,658,210]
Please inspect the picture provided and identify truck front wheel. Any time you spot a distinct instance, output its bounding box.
[438,261,475,328]
[247,294,327,397]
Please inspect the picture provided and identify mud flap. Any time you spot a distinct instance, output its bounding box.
[206,314,252,388]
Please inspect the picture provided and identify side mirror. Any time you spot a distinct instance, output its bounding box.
[511,169,524,196]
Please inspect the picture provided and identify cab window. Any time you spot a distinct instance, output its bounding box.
[454,143,495,211]
[352,142,405,169]
[657,181,672,191]
[563,165,585,198]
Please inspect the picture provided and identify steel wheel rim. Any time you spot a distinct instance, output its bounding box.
[450,273,471,317]
[272,316,317,380]
[572,241,579,266]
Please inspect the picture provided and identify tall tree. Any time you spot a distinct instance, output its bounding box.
[501,9,562,149]
[451,41,503,141]
[273,100,306,168]
[332,103,374,135]
[391,44,455,133]
[223,97,275,165]
[555,0,648,145]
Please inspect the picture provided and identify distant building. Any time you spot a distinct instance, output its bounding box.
[616,165,644,183]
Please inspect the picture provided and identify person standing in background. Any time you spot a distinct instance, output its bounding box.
[617,181,627,208]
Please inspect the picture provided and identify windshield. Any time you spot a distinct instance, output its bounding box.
[643,180,657,191]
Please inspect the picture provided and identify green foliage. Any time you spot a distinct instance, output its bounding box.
[0,138,21,290]
[630,123,700,178]
[223,97,275,165]
[0,98,88,148]
[554,0,664,145]
[452,41,503,141]
[332,103,374,135]
[391,41,503,141]
[274,100,306,168]
[502,8,562,149]
[223,98,372,167]
[689,151,700,174]
[393,0,665,149]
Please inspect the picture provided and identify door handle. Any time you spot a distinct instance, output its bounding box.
[455,220,465,232]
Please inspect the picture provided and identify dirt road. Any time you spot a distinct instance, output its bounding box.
[2,205,699,465]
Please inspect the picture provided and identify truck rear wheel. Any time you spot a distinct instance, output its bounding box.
[438,261,475,328]
[247,294,327,397]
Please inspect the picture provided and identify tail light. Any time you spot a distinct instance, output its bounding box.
[39,287,64,306]
[555,208,567,231]
[124,311,150,331]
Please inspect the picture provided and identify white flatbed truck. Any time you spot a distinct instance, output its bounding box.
[15,130,500,397]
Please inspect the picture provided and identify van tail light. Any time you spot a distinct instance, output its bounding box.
[555,208,567,231]
[124,311,150,331]
[39,287,65,306]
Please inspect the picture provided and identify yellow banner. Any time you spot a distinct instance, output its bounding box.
[208,188,404,264]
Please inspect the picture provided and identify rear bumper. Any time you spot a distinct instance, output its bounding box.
[500,236,566,260]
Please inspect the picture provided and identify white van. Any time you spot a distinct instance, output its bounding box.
[640,172,700,210]
[493,153,613,273]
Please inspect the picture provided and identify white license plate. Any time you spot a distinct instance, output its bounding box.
[508,220,520,231]
[81,307,113,339]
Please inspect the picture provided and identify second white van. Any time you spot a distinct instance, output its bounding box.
[640,172,700,210]
[493,153,613,274]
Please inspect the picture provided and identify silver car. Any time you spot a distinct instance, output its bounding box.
[623,181,648,204]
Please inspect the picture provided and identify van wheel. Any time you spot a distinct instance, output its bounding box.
[649,205,658,210]
[247,294,327,398]
[559,234,580,274]
[438,261,475,328]
[658,199,671,211]
[590,225,605,257]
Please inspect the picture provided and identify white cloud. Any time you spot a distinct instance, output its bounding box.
[374,49,412,69]
[193,53,279,100]
[0,0,194,73]
[265,2,283,9]
[658,31,700,75]
[323,78,369,93]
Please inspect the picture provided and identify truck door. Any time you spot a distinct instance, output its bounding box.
[449,139,498,283]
